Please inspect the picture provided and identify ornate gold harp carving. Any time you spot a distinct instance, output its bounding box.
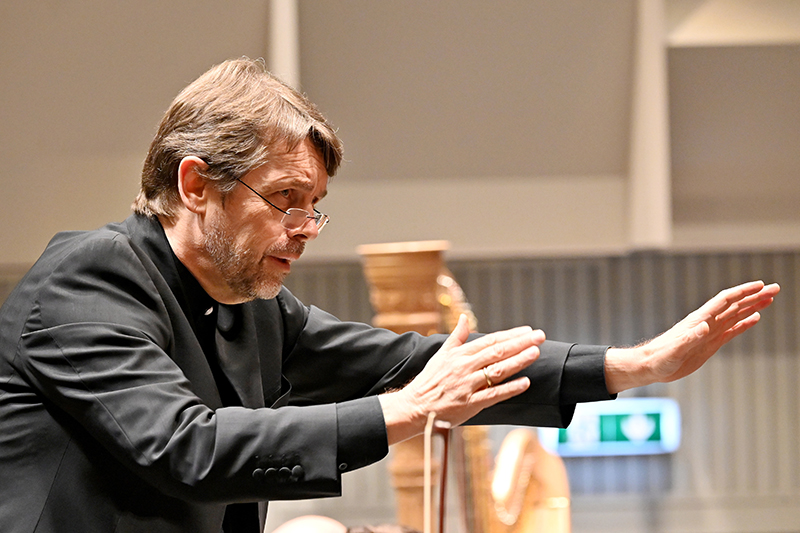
[358,241,571,533]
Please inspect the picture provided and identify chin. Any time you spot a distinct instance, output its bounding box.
[248,273,286,301]
[255,284,283,300]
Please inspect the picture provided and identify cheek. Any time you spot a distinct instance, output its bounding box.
[221,204,279,245]
[240,221,285,254]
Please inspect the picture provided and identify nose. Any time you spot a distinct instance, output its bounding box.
[287,218,320,241]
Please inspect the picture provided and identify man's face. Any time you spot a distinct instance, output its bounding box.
[201,138,329,301]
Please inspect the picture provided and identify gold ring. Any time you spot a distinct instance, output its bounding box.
[482,366,494,388]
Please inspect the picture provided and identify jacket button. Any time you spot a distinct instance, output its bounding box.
[290,465,304,481]
[252,468,265,481]
[338,463,348,471]
[278,467,292,480]
[264,467,278,481]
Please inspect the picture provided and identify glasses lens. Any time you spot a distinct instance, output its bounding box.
[316,214,330,232]
[283,208,329,232]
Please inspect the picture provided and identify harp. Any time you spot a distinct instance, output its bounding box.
[358,241,571,533]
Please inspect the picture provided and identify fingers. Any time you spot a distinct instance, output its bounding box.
[462,329,542,395]
[438,315,545,388]
[397,320,544,435]
[718,311,762,345]
[687,281,776,333]
[699,280,765,319]
[715,292,774,330]
[661,282,778,378]
[473,342,540,390]
[466,329,543,387]
[730,282,779,314]
[469,376,532,407]
[692,282,777,341]
[703,281,779,319]
[459,325,545,361]
[439,317,543,397]
[458,323,543,355]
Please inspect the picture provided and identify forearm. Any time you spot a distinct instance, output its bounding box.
[382,341,616,439]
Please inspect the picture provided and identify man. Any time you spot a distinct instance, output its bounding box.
[0,58,779,533]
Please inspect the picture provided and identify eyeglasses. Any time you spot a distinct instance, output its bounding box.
[234,178,330,232]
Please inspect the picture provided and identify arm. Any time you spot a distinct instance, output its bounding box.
[382,279,779,444]
[277,289,554,445]
[284,280,777,452]
[16,234,346,501]
[278,291,586,451]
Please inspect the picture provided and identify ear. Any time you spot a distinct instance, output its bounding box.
[176,156,211,214]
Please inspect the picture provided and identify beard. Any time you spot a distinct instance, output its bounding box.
[202,216,304,301]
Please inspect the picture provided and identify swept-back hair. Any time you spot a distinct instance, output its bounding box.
[133,57,343,218]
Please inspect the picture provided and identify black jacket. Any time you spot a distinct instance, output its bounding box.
[0,214,610,532]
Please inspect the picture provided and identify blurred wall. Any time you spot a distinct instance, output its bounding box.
[0,1,271,264]
[3,1,797,267]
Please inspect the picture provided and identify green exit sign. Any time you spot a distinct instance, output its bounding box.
[539,397,681,457]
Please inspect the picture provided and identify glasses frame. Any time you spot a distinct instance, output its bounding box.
[234,177,330,232]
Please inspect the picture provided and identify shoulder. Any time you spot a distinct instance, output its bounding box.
[27,224,168,328]
[38,225,152,289]
[40,222,137,268]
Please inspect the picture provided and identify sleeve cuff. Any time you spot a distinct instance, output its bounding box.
[560,344,617,404]
[335,396,389,473]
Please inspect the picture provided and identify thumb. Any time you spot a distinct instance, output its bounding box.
[442,313,471,348]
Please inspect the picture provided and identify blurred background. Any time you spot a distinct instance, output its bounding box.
[1,1,799,531]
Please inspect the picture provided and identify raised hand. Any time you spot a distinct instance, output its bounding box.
[604,280,780,394]
[379,314,545,445]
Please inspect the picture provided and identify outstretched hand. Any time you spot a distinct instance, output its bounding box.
[379,314,545,445]
[604,280,780,394]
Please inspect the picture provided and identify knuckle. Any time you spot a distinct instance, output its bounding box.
[484,344,501,359]
[482,335,498,347]
[486,364,502,380]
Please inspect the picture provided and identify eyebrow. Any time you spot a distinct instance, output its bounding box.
[271,175,328,201]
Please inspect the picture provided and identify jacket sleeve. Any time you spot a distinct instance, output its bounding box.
[467,341,613,427]
[275,289,613,431]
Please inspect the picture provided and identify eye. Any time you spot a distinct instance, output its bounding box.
[272,189,293,206]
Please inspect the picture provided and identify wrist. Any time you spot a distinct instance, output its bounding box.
[378,389,426,446]
[604,345,649,394]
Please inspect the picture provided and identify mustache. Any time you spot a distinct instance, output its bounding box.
[266,240,305,258]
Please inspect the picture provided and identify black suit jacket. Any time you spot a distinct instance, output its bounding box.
[0,215,610,532]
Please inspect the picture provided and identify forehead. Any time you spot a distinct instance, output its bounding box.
[248,138,329,196]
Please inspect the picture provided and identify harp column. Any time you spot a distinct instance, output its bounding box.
[358,241,450,531]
